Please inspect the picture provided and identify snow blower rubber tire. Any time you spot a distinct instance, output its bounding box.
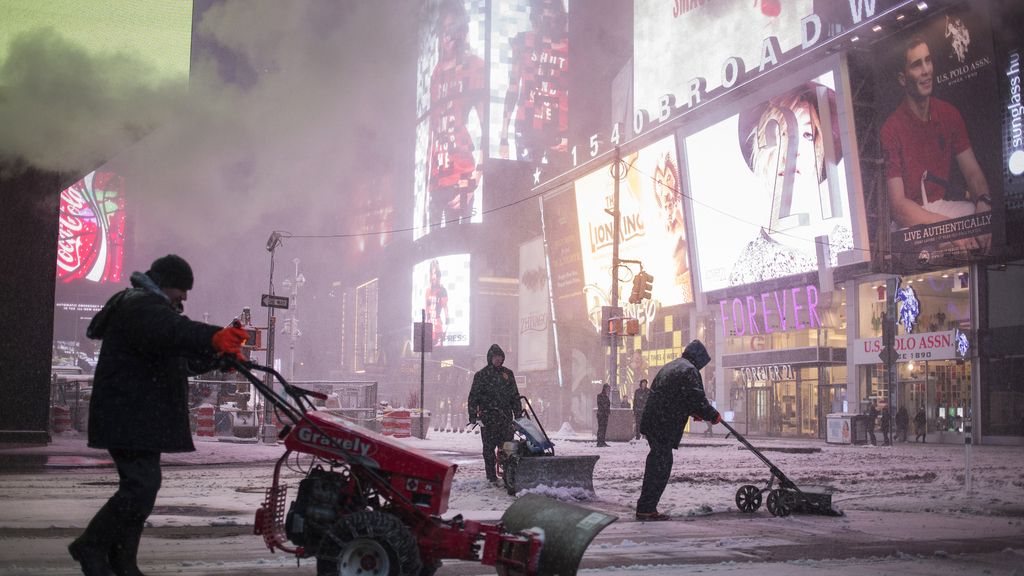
[316,511,422,576]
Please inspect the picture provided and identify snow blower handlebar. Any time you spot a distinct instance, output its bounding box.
[719,420,799,491]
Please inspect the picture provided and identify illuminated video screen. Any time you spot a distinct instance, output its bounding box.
[871,2,1006,266]
[685,70,854,292]
[56,171,127,284]
[413,0,488,240]
[488,0,569,167]
[572,135,694,326]
[633,0,815,122]
[411,253,471,348]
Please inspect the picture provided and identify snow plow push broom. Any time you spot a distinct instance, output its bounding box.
[720,421,843,517]
[224,356,617,576]
[496,396,600,497]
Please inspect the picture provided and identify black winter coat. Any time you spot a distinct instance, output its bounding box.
[86,273,222,453]
[596,391,611,418]
[632,387,650,415]
[467,344,523,425]
[639,343,718,448]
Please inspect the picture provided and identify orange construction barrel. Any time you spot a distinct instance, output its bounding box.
[195,405,216,437]
[51,405,72,434]
[383,409,412,438]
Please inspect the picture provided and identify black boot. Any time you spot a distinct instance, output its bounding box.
[69,539,116,576]
[109,524,146,576]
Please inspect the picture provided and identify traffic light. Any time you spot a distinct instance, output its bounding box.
[628,272,654,304]
[639,272,653,301]
[629,274,643,304]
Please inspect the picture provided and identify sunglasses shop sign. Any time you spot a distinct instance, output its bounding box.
[853,331,957,365]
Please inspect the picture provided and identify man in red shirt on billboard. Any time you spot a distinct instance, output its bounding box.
[880,35,992,254]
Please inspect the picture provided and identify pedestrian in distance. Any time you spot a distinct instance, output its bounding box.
[635,340,721,521]
[632,378,649,440]
[914,405,928,443]
[596,383,611,447]
[865,399,879,446]
[467,344,523,485]
[896,405,910,442]
[69,255,249,576]
[880,404,893,446]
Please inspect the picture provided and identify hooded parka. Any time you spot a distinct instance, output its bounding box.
[639,340,719,449]
[467,344,523,424]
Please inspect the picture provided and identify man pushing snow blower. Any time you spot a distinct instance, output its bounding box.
[468,344,523,485]
[635,339,721,521]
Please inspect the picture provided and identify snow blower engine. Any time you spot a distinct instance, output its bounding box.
[227,358,617,576]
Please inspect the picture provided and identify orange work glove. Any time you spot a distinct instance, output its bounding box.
[711,412,723,425]
[212,326,249,360]
[691,415,703,422]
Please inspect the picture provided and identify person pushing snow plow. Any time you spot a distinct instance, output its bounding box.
[635,340,721,521]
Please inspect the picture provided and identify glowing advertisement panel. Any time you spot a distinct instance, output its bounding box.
[573,135,694,331]
[634,0,815,121]
[871,2,1006,266]
[56,171,126,284]
[685,70,853,292]
[518,237,550,372]
[411,254,471,348]
[489,0,569,167]
[413,0,487,240]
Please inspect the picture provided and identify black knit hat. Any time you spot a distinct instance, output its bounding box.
[147,254,194,291]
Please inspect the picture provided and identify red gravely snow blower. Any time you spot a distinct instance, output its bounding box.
[227,357,617,576]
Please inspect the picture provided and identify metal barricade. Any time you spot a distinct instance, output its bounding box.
[187,378,380,437]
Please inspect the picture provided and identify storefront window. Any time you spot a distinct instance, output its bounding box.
[855,268,972,440]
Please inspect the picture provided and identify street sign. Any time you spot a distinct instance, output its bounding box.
[878,345,898,366]
[261,294,289,309]
[412,322,433,353]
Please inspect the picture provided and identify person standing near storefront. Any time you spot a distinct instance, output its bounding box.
[632,378,649,440]
[896,405,910,442]
[880,404,893,446]
[866,399,879,446]
[596,383,611,447]
[914,405,928,443]
[635,340,721,521]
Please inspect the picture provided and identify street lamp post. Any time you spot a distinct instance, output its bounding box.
[281,258,305,381]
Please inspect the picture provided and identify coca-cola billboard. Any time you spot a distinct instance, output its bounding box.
[56,171,126,284]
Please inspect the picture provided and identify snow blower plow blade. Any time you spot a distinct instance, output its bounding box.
[499,399,599,496]
[503,453,599,495]
[500,493,617,576]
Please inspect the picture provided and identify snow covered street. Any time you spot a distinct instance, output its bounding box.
[1,428,1022,575]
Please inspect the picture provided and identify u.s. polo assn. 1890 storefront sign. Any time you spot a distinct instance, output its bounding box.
[853,330,958,364]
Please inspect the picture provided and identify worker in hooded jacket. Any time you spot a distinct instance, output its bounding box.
[468,344,523,484]
[635,339,721,521]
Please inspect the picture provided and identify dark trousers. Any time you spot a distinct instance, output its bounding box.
[78,449,161,552]
[596,414,609,445]
[481,420,512,481]
[633,412,643,439]
[636,436,674,514]
[867,425,877,445]
[881,425,891,445]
